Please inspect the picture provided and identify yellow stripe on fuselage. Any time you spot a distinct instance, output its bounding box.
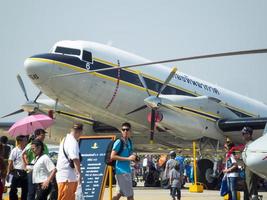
[29,57,253,119]
[94,57,197,96]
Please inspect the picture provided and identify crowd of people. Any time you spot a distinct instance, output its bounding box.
[0,122,83,200]
[0,123,264,200]
[135,126,262,200]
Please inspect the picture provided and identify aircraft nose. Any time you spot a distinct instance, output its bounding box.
[24,55,55,85]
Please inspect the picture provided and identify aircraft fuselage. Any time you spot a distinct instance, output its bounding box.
[24,40,267,143]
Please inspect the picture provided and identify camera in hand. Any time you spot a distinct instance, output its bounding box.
[135,155,140,162]
[133,152,140,162]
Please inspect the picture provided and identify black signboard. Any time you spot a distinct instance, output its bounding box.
[79,135,115,200]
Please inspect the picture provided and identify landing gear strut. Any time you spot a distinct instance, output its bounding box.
[197,138,222,189]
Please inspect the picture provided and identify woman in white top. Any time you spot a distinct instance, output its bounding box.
[31,139,56,200]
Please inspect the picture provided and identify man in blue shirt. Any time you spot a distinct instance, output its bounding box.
[111,122,136,200]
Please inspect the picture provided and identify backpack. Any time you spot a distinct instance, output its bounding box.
[105,138,132,167]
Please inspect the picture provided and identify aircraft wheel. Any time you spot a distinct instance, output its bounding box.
[197,159,217,190]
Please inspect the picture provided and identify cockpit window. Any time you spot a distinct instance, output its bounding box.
[82,50,92,63]
[55,46,81,56]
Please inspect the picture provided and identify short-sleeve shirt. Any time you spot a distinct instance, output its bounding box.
[225,154,239,178]
[142,158,148,167]
[165,159,178,178]
[112,139,133,174]
[170,168,181,188]
[9,146,24,170]
[32,154,55,184]
[24,142,49,164]
[56,134,80,182]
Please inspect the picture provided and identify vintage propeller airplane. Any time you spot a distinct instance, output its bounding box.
[2,40,267,188]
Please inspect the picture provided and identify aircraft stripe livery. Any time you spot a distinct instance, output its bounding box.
[25,40,267,143]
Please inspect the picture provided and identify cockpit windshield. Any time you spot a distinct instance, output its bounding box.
[54,46,81,56]
[82,50,92,63]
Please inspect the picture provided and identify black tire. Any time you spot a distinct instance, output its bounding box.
[197,159,217,190]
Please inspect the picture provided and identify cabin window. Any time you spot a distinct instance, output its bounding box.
[162,86,176,94]
[55,46,81,56]
[82,50,92,63]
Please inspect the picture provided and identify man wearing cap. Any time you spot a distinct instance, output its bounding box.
[56,123,83,200]
[22,128,49,200]
[241,126,258,200]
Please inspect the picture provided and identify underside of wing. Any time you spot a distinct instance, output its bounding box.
[218,117,267,132]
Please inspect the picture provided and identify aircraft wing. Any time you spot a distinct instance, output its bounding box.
[218,117,267,132]
[145,94,267,143]
[158,95,267,130]
[0,98,118,144]
[0,122,14,130]
[157,95,267,132]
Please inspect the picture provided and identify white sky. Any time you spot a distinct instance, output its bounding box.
[1,0,267,122]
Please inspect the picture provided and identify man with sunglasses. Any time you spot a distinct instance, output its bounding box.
[111,122,136,200]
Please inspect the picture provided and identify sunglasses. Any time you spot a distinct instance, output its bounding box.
[121,128,130,132]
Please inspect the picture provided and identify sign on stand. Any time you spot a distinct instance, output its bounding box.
[79,135,115,200]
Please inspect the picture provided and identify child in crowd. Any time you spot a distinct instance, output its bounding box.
[169,163,182,200]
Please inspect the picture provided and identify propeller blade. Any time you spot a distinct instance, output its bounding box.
[157,67,177,97]
[33,91,42,102]
[17,74,29,101]
[52,48,267,78]
[137,72,151,96]
[126,105,147,115]
[1,109,24,118]
[150,109,156,143]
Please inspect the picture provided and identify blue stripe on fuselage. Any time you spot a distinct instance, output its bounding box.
[31,53,194,96]
[30,53,251,118]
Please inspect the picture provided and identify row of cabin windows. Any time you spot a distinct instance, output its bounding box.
[55,46,92,63]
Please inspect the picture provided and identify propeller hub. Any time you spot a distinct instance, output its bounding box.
[144,96,161,109]
[21,101,39,113]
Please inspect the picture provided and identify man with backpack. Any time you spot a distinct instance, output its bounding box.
[110,122,137,200]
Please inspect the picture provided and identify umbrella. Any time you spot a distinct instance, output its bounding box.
[8,114,54,137]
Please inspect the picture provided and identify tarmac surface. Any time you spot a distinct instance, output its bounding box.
[3,184,267,200]
[102,183,267,200]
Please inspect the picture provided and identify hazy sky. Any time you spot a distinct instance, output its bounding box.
[1,1,267,122]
